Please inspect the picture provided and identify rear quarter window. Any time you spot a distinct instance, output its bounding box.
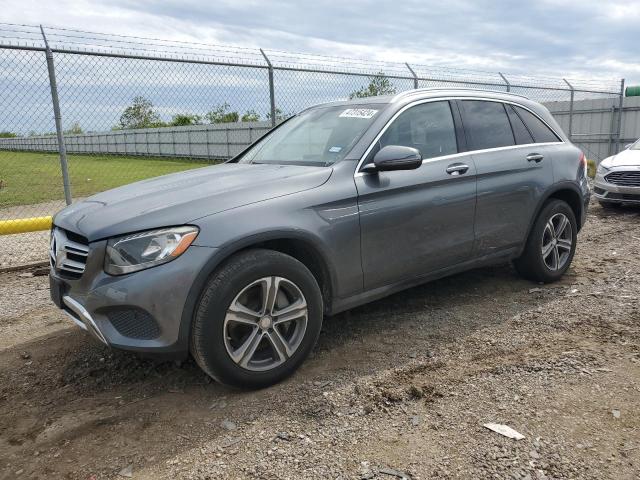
[506,105,534,145]
[513,106,560,143]
[461,100,515,151]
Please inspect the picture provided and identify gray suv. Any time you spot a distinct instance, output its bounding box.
[49,88,590,388]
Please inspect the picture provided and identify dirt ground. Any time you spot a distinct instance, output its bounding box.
[1,203,639,480]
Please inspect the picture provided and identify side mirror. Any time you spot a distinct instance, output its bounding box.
[362,145,422,173]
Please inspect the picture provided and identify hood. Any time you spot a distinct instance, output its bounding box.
[601,148,640,168]
[53,163,332,241]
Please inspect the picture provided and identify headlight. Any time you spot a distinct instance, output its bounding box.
[105,226,199,275]
[597,163,610,176]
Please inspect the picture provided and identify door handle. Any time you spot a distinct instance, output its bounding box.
[446,163,469,176]
[526,153,544,163]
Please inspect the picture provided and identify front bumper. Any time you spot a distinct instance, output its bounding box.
[50,241,217,357]
[60,293,109,344]
[593,170,640,204]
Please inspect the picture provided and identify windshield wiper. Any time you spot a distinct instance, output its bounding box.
[249,160,331,167]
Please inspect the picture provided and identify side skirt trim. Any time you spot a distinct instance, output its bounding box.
[329,247,518,315]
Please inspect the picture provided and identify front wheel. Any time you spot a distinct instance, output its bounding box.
[514,199,577,283]
[190,249,323,389]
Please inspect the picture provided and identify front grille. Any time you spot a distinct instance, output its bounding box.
[50,228,89,279]
[106,308,160,340]
[605,171,640,187]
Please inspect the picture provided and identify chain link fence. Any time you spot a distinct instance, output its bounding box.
[0,23,626,269]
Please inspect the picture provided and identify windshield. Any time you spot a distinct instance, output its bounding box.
[238,105,383,166]
[631,139,640,150]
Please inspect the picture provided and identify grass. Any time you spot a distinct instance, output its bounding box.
[1,151,599,210]
[587,159,596,179]
[0,151,213,209]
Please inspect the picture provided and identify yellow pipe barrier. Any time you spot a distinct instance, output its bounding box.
[0,216,52,235]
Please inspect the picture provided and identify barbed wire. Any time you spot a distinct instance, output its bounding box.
[0,22,622,93]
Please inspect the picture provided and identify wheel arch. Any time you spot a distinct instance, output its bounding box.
[178,231,337,352]
[533,182,584,230]
[547,187,584,230]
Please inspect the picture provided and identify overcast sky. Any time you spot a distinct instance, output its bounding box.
[3,0,639,85]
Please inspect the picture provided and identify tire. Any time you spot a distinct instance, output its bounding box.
[190,248,323,389]
[514,199,577,283]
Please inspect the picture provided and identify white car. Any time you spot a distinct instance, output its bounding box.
[594,139,640,207]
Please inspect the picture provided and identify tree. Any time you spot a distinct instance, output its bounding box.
[241,110,261,122]
[119,96,163,129]
[348,72,396,99]
[64,122,83,135]
[170,114,202,126]
[205,103,239,124]
[0,131,17,138]
[266,108,290,122]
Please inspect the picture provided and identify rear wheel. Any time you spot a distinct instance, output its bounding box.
[190,249,323,389]
[514,199,577,283]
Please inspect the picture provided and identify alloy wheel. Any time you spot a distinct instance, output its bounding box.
[541,213,573,271]
[223,276,308,371]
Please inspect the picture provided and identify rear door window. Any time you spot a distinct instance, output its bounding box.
[506,105,534,145]
[379,101,458,160]
[461,100,515,151]
[513,106,560,143]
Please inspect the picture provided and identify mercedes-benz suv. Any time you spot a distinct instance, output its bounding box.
[49,88,590,388]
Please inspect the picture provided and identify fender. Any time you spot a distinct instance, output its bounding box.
[176,229,339,353]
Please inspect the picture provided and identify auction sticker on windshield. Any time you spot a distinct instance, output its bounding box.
[339,108,378,119]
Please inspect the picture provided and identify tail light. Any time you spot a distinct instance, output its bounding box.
[578,151,589,180]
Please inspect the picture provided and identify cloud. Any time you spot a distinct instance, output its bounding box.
[1,0,637,136]
[2,0,638,84]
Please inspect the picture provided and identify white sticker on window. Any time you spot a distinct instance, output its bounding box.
[339,108,378,119]
[328,146,342,153]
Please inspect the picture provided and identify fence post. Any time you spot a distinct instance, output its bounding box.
[205,127,211,160]
[499,72,510,92]
[607,105,615,156]
[562,79,574,142]
[616,79,625,154]
[405,63,418,89]
[260,49,277,127]
[40,25,72,206]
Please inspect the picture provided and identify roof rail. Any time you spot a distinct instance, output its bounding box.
[391,87,531,102]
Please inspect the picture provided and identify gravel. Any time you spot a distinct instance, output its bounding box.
[0,203,639,479]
